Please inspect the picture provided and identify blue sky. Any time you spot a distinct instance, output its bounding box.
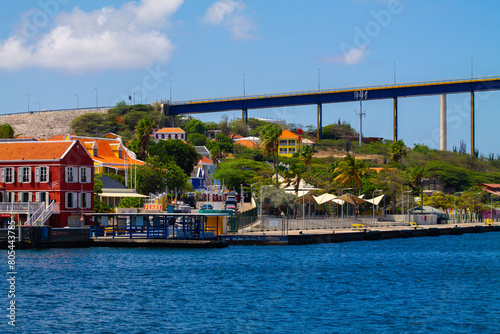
[1,0,499,155]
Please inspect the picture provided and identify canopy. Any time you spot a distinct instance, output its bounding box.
[335,193,367,205]
[297,191,318,204]
[314,193,336,205]
[364,194,385,206]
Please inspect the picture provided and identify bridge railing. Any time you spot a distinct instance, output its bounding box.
[166,75,500,105]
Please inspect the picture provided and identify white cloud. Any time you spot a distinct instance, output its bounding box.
[203,0,256,40]
[0,0,183,72]
[321,45,369,65]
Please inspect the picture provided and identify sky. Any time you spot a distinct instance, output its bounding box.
[1,0,500,155]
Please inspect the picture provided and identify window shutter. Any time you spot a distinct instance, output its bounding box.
[35,167,40,183]
[65,193,68,208]
[18,168,23,183]
[17,192,21,202]
[87,167,92,183]
[29,192,33,202]
[46,168,50,183]
[65,167,69,183]
[72,192,78,209]
[45,192,49,204]
[73,167,79,183]
[0,168,4,183]
[36,192,40,202]
[28,168,32,183]
[86,193,92,209]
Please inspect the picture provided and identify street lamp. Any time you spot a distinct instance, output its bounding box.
[95,88,98,108]
[372,189,382,221]
[472,192,481,223]
[454,192,463,224]
[404,190,412,223]
[341,187,352,229]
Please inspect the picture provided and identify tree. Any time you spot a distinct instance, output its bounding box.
[185,119,207,135]
[372,168,410,213]
[206,132,234,162]
[283,159,307,195]
[148,139,201,175]
[70,113,113,137]
[117,197,142,208]
[260,123,282,188]
[187,133,207,146]
[333,154,365,193]
[300,145,314,178]
[258,185,298,216]
[389,140,407,168]
[0,124,15,138]
[134,117,155,160]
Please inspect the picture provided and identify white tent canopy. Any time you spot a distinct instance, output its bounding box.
[364,194,385,206]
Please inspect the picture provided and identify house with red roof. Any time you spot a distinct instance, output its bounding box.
[278,130,302,157]
[59,135,145,176]
[0,140,94,228]
[153,127,186,142]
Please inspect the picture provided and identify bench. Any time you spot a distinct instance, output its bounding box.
[409,222,418,229]
[352,223,364,231]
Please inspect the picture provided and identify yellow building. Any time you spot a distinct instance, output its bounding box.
[278,130,302,157]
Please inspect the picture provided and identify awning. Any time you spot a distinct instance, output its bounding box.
[99,192,147,198]
[364,194,385,206]
[314,193,337,205]
[335,193,367,205]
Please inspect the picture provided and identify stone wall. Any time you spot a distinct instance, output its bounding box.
[0,109,109,139]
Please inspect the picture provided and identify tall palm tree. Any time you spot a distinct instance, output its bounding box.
[260,123,282,188]
[135,117,154,160]
[300,145,314,180]
[333,154,365,193]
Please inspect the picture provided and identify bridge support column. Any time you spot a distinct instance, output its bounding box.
[471,92,475,156]
[393,98,398,141]
[317,104,323,141]
[242,109,248,124]
[440,94,447,151]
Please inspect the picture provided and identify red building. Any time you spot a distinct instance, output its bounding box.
[0,140,94,227]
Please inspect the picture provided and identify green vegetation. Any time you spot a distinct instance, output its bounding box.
[0,124,15,138]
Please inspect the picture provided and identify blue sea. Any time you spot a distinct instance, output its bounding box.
[2,233,499,334]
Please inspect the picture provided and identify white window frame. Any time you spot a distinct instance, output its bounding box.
[79,192,92,209]
[1,167,15,183]
[289,148,296,154]
[80,167,91,183]
[18,167,32,183]
[279,148,287,154]
[65,167,79,183]
[279,140,287,146]
[35,166,49,183]
[65,192,78,209]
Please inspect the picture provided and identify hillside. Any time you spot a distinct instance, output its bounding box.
[0,109,108,139]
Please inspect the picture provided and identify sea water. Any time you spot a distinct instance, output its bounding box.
[2,233,499,333]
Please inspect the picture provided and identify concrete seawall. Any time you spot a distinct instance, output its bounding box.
[0,109,108,139]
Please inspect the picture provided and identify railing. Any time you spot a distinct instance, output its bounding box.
[25,202,47,226]
[37,202,55,225]
[166,76,500,105]
[0,202,44,214]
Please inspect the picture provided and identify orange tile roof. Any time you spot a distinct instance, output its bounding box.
[235,139,259,149]
[0,141,74,161]
[156,127,185,133]
[279,130,299,139]
[198,156,214,164]
[68,135,145,167]
[230,134,243,139]
[48,135,65,141]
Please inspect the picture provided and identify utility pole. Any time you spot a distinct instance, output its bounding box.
[354,90,367,146]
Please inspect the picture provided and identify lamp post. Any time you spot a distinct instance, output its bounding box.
[454,192,462,224]
[26,94,30,112]
[404,190,412,223]
[95,88,98,108]
[372,189,382,221]
[472,192,481,223]
[341,187,352,229]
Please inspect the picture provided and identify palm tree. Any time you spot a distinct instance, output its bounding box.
[300,145,314,180]
[260,123,282,188]
[333,154,365,193]
[389,140,407,168]
[134,117,154,160]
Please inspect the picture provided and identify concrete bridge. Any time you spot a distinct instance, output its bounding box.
[162,76,500,154]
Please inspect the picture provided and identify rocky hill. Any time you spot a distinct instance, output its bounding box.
[0,109,108,139]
